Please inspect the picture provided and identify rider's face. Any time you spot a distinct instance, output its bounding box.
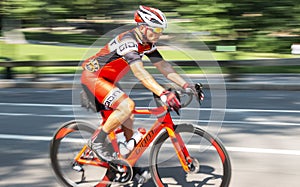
[140,26,163,43]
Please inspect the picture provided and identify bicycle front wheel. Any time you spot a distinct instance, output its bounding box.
[50,120,107,187]
[150,124,231,187]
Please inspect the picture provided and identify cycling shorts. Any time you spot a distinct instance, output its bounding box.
[81,69,129,110]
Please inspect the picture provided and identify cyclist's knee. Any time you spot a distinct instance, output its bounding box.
[116,98,135,114]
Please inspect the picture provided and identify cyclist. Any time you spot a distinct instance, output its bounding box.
[81,5,195,178]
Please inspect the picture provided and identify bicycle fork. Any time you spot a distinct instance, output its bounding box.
[165,127,194,173]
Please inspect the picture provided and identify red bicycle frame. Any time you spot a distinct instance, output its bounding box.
[74,105,193,185]
[127,106,193,171]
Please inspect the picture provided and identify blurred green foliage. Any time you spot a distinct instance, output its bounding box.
[1,0,300,54]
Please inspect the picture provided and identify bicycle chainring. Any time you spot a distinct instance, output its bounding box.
[109,158,133,184]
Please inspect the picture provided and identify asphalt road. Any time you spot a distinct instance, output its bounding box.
[0,88,299,187]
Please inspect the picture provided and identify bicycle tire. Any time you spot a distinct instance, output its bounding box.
[50,120,106,187]
[150,124,231,187]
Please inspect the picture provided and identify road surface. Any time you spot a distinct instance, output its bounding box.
[0,88,299,187]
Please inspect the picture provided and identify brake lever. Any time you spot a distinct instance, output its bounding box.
[195,83,204,105]
[174,91,181,115]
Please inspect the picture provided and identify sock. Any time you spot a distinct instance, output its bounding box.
[94,129,108,143]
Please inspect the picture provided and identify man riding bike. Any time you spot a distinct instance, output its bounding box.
[81,5,196,183]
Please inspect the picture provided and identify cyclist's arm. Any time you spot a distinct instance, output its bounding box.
[153,60,187,88]
[130,60,165,96]
[114,38,164,96]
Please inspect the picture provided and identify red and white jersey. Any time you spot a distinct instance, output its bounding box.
[82,28,163,82]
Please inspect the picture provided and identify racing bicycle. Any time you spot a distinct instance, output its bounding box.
[49,84,231,186]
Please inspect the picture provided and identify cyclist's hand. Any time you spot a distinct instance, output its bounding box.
[160,90,181,112]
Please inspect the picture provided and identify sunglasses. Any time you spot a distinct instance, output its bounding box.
[147,27,164,34]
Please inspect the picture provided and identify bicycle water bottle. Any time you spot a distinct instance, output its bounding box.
[127,128,146,150]
[119,141,131,156]
[119,128,146,155]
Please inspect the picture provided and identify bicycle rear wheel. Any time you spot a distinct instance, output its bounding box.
[50,120,107,187]
[150,124,231,187]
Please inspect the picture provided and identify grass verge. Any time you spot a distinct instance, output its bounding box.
[1,66,299,75]
[1,42,299,74]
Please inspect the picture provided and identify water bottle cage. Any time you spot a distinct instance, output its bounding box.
[129,138,137,147]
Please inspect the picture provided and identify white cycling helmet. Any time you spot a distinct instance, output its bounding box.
[134,5,167,29]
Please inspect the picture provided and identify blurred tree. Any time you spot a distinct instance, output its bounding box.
[171,0,300,53]
[226,0,300,52]
[1,0,300,53]
[175,0,234,35]
[0,0,70,27]
[4,0,38,20]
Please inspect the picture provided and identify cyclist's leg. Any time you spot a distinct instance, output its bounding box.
[122,114,134,141]
[101,97,135,133]
[81,71,135,161]
[82,70,135,131]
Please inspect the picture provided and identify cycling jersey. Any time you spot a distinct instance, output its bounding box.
[82,28,164,82]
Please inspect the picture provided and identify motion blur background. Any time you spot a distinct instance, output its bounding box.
[1,1,300,187]
[1,0,300,64]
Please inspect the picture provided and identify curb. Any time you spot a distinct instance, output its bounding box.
[1,81,300,90]
[1,73,299,90]
[224,83,300,91]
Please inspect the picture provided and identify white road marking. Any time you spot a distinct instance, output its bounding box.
[0,133,300,156]
[0,103,74,107]
[165,144,300,156]
[183,108,300,114]
[227,146,300,156]
[2,102,296,126]
[0,134,51,141]
[136,117,300,126]
[1,102,300,114]
[0,112,77,118]
[0,112,298,126]
[1,101,299,158]
[139,118,300,127]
